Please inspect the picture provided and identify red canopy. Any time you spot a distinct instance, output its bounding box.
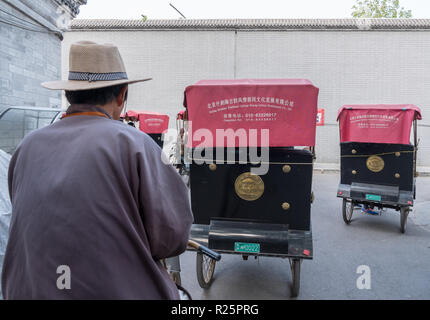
[337,104,422,144]
[137,111,169,134]
[184,79,319,148]
[125,110,139,121]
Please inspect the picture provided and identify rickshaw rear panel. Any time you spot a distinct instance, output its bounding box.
[189,148,313,231]
[340,142,414,191]
[148,133,163,148]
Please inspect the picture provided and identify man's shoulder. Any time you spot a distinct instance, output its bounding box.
[103,120,163,152]
[108,120,154,141]
[20,118,152,147]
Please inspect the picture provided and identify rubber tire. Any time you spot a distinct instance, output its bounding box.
[196,252,216,289]
[400,207,409,234]
[342,198,354,225]
[290,259,301,298]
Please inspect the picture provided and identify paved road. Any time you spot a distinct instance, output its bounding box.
[177,173,430,300]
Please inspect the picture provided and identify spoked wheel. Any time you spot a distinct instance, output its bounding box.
[289,258,302,298]
[196,252,216,289]
[400,207,410,234]
[342,198,354,224]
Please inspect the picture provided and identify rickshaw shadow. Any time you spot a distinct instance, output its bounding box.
[186,253,300,300]
[345,208,411,234]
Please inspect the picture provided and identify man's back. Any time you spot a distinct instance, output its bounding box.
[2,115,193,299]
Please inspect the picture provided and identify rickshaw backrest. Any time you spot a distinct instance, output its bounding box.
[337,104,421,145]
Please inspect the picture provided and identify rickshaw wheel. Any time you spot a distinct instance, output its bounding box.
[400,207,410,234]
[290,258,301,298]
[342,198,354,224]
[196,252,216,289]
[170,271,182,286]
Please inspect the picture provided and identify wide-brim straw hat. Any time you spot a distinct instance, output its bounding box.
[42,41,151,91]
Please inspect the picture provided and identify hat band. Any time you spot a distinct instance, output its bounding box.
[68,72,128,82]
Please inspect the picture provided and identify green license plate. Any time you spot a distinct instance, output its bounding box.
[366,194,381,201]
[234,242,260,253]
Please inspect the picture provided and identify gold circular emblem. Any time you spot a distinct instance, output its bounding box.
[282,202,290,210]
[352,170,357,175]
[234,172,264,201]
[395,152,401,157]
[352,149,357,154]
[395,173,401,179]
[282,165,291,173]
[366,156,385,173]
[208,163,217,171]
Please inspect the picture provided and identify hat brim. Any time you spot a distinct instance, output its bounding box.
[41,78,152,91]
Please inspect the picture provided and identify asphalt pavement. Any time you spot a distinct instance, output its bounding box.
[177,173,430,300]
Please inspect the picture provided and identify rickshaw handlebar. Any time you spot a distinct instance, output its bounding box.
[188,240,221,261]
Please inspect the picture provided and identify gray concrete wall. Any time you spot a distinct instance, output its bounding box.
[0,0,63,114]
[62,29,430,166]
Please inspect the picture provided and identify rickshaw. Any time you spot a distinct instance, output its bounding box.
[172,110,190,178]
[177,79,319,297]
[121,110,170,148]
[336,104,422,233]
[0,106,63,154]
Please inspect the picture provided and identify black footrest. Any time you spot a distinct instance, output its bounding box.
[350,182,399,202]
[208,218,289,255]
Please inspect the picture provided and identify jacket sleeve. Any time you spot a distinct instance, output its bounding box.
[136,136,193,260]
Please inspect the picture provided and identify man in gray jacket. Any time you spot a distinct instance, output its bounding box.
[1,41,193,299]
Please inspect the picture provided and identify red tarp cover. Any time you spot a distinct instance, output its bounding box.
[138,111,169,134]
[184,79,319,147]
[337,104,422,144]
